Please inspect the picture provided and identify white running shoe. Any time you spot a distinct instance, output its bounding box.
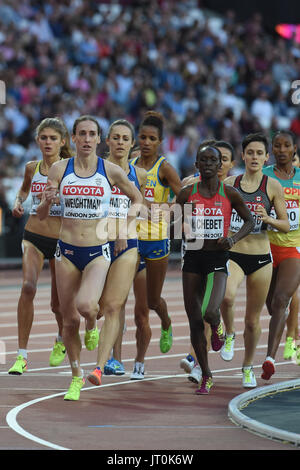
[180,354,196,373]
[130,362,144,380]
[188,364,202,384]
[220,333,235,361]
[242,367,257,388]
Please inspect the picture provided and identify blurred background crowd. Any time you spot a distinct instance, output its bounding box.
[0,0,300,256]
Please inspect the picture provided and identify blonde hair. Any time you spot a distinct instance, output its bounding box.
[36,117,74,159]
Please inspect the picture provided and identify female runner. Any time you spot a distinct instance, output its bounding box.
[8,117,73,375]
[87,119,146,384]
[220,133,289,387]
[38,115,142,400]
[177,144,254,394]
[130,111,182,379]
[261,130,300,379]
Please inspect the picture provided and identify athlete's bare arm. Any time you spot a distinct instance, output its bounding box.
[12,161,37,218]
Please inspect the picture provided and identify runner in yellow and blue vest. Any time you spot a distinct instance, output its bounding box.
[129,111,182,380]
[261,130,300,380]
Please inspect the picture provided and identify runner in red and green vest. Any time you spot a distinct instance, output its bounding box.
[176,145,254,394]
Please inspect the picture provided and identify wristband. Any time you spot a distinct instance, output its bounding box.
[228,237,235,248]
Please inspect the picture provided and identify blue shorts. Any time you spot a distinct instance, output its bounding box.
[109,238,138,264]
[138,239,170,261]
[56,240,111,272]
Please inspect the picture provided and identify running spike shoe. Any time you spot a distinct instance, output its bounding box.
[8,355,28,375]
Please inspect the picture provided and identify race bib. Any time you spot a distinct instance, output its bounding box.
[268,199,298,231]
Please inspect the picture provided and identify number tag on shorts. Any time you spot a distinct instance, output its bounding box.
[55,243,61,261]
[102,243,111,262]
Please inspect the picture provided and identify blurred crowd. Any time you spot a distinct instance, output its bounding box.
[1,0,300,213]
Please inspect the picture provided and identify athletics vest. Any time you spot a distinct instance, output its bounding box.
[131,156,170,240]
[263,165,300,247]
[108,163,140,219]
[30,161,61,217]
[60,157,111,220]
[187,181,232,240]
[230,174,272,234]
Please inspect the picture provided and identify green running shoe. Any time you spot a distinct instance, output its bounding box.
[84,327,99,351]
[64,376,85,401]
[8,355,28,375]
[49,341,66,367]
[295,346,300,366]
[283,337,296,360]
[160,320,173,353]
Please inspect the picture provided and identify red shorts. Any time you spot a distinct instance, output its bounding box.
[270,243,300,268]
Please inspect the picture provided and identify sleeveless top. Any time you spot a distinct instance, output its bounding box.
[263,165,300,247]
[108,163,140,219]
[187,181,232,241]
[59,157,111,220]
[131,155,170,240]
[30,160,61,217]
[230,174,272,234]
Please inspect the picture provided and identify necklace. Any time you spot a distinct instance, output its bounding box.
[274,166,294,179]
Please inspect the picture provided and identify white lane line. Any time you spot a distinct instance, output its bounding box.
[5,360,296,451]
[6,392,71,450]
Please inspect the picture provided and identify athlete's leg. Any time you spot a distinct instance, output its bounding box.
[145,255,170,330]
[243,263,272,367]
[112,304,126,363]
[76,257,110,331]
[221,259,245,335]
[49,258,63,338]
[286,290,299,340]
[182,271,211,377]
[17,241,44,350]
[133,268,151,363]
[55,255,82,377]
[201,271,228,328]
[96,248,137,371]
[265,258,300,359]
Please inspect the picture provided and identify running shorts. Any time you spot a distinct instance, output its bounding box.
[182,249,229,275]
[23,230,58,260]
[229,251,272,275]
[270,243,300,268]
[56,240,111,271]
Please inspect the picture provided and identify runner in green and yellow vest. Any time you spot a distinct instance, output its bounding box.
[261,130,300,380]
[129,111,182,380]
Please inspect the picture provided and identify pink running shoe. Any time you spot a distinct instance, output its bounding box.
[195,376,213,395]
[87,367,102,386]
[211,322,224,351]
[261,360,275,380]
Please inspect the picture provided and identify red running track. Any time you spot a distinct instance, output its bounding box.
[0,264,299,453]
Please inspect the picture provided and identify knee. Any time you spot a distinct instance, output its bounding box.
[222,294,234,311]
[51,301,60,316]
[104,302,122,318]
[190,317,204,333]
[271,293,291,315]
[76,299,99,319]
[203,308,219,325]
[244,317,260,334]
[63,314,80,333]
[147,297,160,311]
[134,306,150,329]
[21,280,37,299]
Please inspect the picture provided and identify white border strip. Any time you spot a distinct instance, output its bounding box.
[228,379,300,446]
[5,373,186,450]
[6,391,70,450]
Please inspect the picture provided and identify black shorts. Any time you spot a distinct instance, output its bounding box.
[182,249,229,276]
[23,230,58,260]
[229,251,272,275]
